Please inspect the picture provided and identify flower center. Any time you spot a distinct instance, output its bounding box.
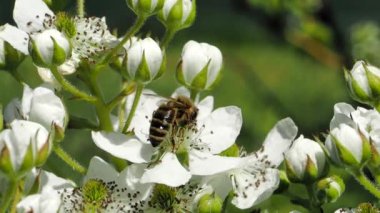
[82,179,111,210]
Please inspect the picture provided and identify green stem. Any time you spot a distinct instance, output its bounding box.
[87,71,114,131]
[77,0,85,18]
[122,83,144,134]
[190,89,198,101]
[305,184,321,213]
[0,179,18,213]
[54,144,86,174]
[350,169,380,199]
[10,180,23,213]
[50,66,96,103]
[99,15,147,65]
[160,29,177,50]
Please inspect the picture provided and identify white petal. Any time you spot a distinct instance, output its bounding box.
[141,38,163,77]
[91,131,154,163]
[0,24,29,54]
[198,106,242,154]
[39,170,74,193]
[84,156,119,183]
[27,86,66,129]
[201,174,232,200]
[17,194,40,213]
[231,168,279,209]
[13,0,54,33]
[182,40,209,83]
[127,39,143,77]
[171,86,190,98]
[140,152,191,187]
[189,150,243,175]
[4,99,22,124]
[196,96,214,122]
[181,0,193,24]
[330,103,355,130]
[200,43,222,88]
[260,118,298,167]
[118,164,153,201]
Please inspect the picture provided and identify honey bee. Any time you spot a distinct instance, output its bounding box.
[149,96,198,147]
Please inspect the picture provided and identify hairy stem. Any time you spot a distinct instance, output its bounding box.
[54,144,86,174]
[100,15,147,65]
[350,169,380,199]
[77,0,85,18]
[50,66,96,103]
[160,29,177,50]
[10,179,23,213]
[122,83,144,133]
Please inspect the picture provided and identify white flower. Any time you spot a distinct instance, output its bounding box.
[198,118,298,209]
[158,0,196,30]
[60,156,153,212]
[325,123,370,167]
[92,88,242,187]
[331,102,380,154]
[17,170,75,213]
[29,29,71,67]
[123,37,164,83]
[127,0,165,15]
[345,60,380,103]
[284,135,326,182]
[4,84,67,130]
[177,41,223,90]
[0,120,50,176]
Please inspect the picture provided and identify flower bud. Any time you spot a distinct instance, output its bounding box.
[122,37,164,84]
[345,60,380,105]
[29,29,71,68]
[0,120,49,178]
[197,193,223,213]
[314,175,345,204]
[176,40,222,91]
[127,0,165,17]
[285,135,327,183]
[158,0,196,31]
[325,124,371,169]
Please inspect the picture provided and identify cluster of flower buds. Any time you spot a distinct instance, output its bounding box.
[345,61,380,108]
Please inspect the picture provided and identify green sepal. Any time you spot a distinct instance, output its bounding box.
[365,65,380,98]
[3,40,25,70]
[175,60,187,86]
[19,142,35,176]
[43,0,68,12]
[26,172,41,195]
[52,36,69,66]
[219,144,239,157]
[153,52,166,80]
[206,68,223,91]
[35,140,50,167]
[359,130,372,165]
[121,52,131,80]
[134,51,152,83]
[369,142,380,167]
[284,157,301,183]
[166,0,184,29]
[344,68,371,104]
[274,170,290,194]
[29,39,48,68]
[52,123,65,143]
[197,192,223,213]
[176,147,189,168]
[190,60,211,91]
[314,175,345,204]
[138,0,153,15]
[0,146,14,176]
[330,134,361,168]
[181,0,196,30]
[304,155,319,182]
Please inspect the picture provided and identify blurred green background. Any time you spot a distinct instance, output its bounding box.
[1,0,380,212]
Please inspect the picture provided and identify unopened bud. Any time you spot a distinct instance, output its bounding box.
[314,175,345,204]
[197,193,223,213]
